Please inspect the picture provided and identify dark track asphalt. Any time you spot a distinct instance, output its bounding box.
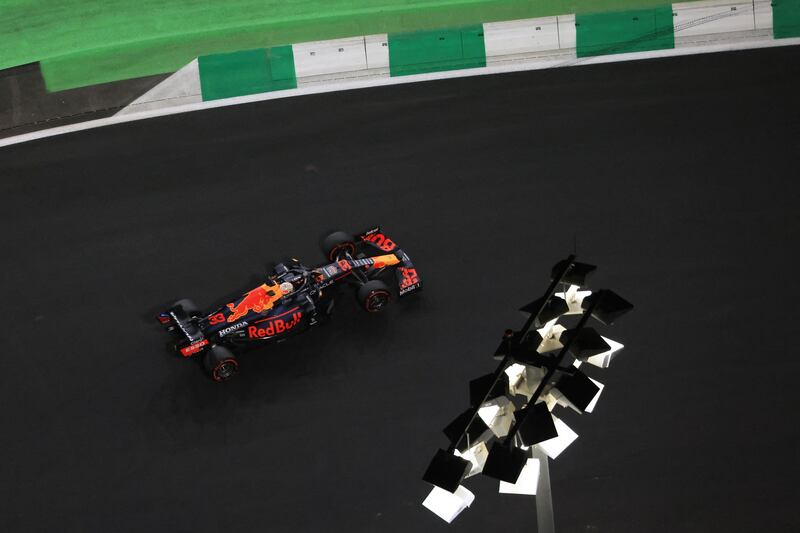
[1,46,799,533]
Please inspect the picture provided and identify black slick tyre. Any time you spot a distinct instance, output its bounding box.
[172,298,200,317]
[321,231,356,261]
[203,345,239,382]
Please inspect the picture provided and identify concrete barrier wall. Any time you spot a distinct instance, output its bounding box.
[182,0,792,102]
[5,0,798,144]
[45,0,800,122]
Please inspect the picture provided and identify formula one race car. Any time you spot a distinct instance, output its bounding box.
[157,227,421,382]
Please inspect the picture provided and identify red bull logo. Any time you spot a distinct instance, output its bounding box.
[248,312,303,338]
[226,284,280,323]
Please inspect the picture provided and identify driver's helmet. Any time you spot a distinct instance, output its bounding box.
[283,271,307,292]
[279,281,294,295]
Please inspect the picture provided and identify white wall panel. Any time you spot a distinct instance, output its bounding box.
[753,0,774,30]
[365,34,390,69]
[484,17,561,56]
[557,15,577,49]
[673,0,755,37]
[293,37,368,78]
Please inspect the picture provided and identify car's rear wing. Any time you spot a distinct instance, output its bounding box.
[357,226,422,296]
[158,303,208,356]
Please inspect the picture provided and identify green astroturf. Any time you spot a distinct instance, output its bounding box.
[0,0,669,91]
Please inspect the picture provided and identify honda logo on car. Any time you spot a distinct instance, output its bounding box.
[218,321,247,337]
[248,312,303,338]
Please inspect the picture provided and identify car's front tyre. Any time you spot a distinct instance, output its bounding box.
[357,279,391,313]
[321,231,356,261]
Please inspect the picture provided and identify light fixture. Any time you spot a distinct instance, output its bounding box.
[584,378,604,413]
[535,416,578,459]
[421,255,633,530]
[552,369,601,414]
[444,408,490,451]
[422,449,471,493]
[455,441,490,477]
[547,368,605,415]
[582,290,634,325]
[515,401,559,447]
[505,363,546,399]
[559,327,611,359]
[550,259,596,287]
[521,296,569,327]
[469,372,509,405]
[481,441,528,483]
[555,284,592,315]
[422,485,475,523]
[499,457,541,495]
[583,337,624,368]
[477,395,516,437]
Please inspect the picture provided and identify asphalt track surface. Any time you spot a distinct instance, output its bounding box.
[1,45,799,533]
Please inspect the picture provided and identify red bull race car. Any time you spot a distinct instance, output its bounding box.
[157,227,422,382]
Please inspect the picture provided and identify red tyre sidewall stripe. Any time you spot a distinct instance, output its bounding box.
[328,243,355,262]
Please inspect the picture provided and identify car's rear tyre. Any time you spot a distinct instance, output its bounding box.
[357,280,391,313]
[321,231,356,261]
[203,345,239,382]
[172,298,200,317]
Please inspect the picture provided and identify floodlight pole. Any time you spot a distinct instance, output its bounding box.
[446,255,576,454]
[423,255,632,529]
[498,292,601,533]
[531,446,555,533]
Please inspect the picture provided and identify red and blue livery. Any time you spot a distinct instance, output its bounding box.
[157,227,421,381]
